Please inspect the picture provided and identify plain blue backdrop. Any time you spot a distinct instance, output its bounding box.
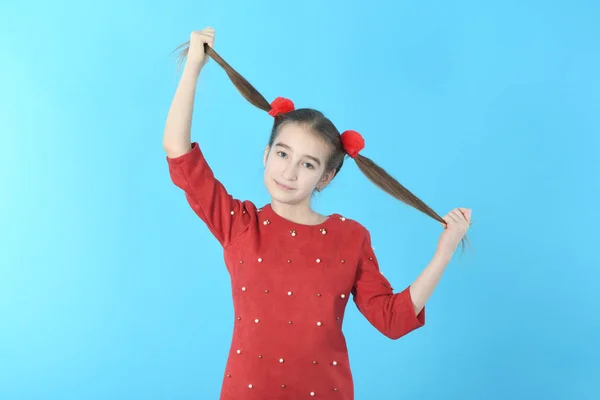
[1,0,599,399]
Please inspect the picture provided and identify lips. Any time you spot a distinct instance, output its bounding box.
[275,180,295,191]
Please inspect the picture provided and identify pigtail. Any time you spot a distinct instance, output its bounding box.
[173,42,272,113]
[354,154,470,254]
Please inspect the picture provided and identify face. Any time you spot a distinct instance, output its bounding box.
[263,123,335,207]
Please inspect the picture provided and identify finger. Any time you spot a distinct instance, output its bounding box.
[451,209,466,222]
[461,208,472,222]
[456,208,472,227]
[446,211,460,224]
[455,208,471,222]
[202,35,215,46]
[441,214,456,229]
[440,215,450,229]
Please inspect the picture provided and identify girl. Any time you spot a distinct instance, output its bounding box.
[163,27,471,400]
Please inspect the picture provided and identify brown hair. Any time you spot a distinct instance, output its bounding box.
[173,42,470,253]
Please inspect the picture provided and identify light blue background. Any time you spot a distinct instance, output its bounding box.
[2,0,599,399]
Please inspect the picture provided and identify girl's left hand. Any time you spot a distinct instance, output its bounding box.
[436,208,472,258]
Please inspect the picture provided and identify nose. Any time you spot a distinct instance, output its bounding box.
[282,164,298,181]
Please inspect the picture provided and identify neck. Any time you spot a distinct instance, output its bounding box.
[270,199,327,225]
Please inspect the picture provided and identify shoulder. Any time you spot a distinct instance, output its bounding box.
[242,199,261,216]
[332,213,371,240]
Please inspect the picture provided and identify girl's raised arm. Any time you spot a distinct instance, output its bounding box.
[163,28,214,158]
[163,28,253,248]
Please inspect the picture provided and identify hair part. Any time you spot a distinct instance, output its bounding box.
[173,42,470,254]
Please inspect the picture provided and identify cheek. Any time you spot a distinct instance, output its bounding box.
[264,154,277,171]
[264,156,287,180]
[298,170,322,190]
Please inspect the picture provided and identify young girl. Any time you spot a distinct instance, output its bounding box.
[163,27,471,400]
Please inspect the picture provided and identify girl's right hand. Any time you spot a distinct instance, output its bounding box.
[188,27,215,68]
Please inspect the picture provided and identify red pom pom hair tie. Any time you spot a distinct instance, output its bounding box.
[340,130,365,158]
[268,97,295,117]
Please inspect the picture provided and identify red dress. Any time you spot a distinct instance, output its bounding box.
[167,143,425,399]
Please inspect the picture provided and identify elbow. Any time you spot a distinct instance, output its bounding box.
[385,331,404,341]
[376,322,405,340]
[384,328,414,341]
[381,316,426,340]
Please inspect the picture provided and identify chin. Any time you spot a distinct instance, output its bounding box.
[265,180,305,205]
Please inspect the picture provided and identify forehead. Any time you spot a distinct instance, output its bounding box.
[274,123,331,159]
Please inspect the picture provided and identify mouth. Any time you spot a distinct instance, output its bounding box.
[274,180,296,191]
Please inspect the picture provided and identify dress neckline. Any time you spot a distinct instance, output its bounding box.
[261,203,339,229]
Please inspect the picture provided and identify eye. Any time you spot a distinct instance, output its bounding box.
[277,151,287,158]
[303,162,315,169]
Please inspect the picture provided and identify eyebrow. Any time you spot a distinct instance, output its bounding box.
[274,142,322,166]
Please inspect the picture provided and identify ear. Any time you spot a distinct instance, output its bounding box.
[317,169,336,191]
[263,145,270,167]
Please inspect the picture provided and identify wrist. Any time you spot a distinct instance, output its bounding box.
[183,60,204,76]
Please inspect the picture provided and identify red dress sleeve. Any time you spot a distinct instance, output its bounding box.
[166,142,252,248]
[351,230,425,340]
